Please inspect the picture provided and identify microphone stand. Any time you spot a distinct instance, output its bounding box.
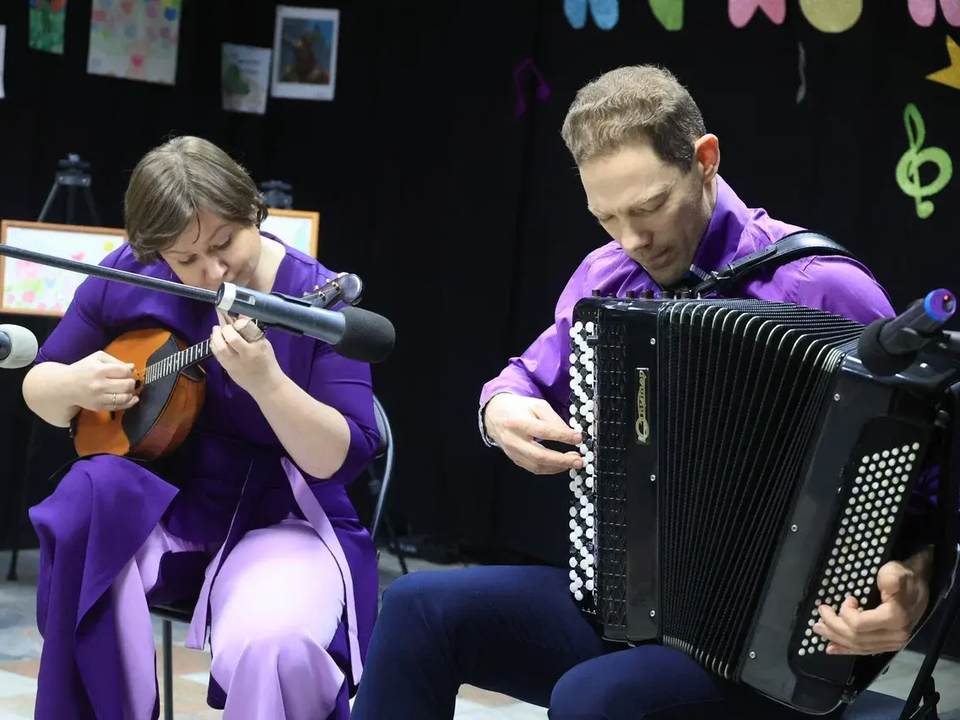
[0,242,315,336]
[897,330,960,720]
[0,243,217,305]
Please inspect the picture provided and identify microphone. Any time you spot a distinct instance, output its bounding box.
[216,282,395,364]
[0,324,40,370]
[857,288,956,376]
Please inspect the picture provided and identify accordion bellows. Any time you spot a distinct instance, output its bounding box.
[566,295,953,714]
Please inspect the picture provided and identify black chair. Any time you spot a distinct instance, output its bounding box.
[150,394,401,720]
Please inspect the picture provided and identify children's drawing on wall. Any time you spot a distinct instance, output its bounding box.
[222,43,272,114]
[29,0,67,55]
[271,5,340,101]
[87,0,182,85]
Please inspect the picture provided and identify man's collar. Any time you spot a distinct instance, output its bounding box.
[685,175,748,282]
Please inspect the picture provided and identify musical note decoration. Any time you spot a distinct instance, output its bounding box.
[927,35,960,92]
[564,0,619,30]
[796,42,807,103]
[729,0,786,27]
[650,0,684,30]
[513,59,551,118]
[908,0,960,27]
[798,0,862,32]
[895,103,953,220]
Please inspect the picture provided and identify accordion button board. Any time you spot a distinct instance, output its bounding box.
[566,294,957,714]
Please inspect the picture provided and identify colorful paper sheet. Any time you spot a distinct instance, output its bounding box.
[222,44,272,114]
[29,0,67,55]
[895,103,953,220]
[650,0,683,30]
[87,0,181,85]
[728,0,786,27]
[927,35,960,92]
[908,0,960,27]
[798,0,861,33]
[0,26,6,99]
[564,0,620,30]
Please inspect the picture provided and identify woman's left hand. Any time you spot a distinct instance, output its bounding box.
[211,311,283,398]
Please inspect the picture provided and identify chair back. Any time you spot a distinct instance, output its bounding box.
[368,394,394,540]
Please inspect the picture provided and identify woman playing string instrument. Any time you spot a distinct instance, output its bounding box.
[21,136,380,720]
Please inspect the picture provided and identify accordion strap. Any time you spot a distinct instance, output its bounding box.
[692,231,856,297]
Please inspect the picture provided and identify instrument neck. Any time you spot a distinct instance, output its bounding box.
[143,338,211,385]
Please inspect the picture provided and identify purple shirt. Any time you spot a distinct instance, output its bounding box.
[480,175,895,420]
[478,176,948,555]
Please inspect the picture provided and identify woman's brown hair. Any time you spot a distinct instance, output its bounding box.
[123,136,267,264]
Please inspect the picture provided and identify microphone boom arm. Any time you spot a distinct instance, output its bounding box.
[0,242,216,304]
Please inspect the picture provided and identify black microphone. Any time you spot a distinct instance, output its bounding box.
[0,324,40,370]
[215,282,395,363]
[857,288,956,376]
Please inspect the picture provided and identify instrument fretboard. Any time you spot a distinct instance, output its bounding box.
[144,339,212,385]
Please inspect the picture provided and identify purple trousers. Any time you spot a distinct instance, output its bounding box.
[117,516,349,719]
[29,454,365,720]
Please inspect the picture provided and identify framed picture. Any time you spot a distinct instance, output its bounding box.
[271,6,340,101]
[260,208,320,258]
[0,220,127,317]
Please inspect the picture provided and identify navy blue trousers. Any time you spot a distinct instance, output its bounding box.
[349,565,853,720]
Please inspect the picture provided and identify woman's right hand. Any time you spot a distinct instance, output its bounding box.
[69,351,139,411]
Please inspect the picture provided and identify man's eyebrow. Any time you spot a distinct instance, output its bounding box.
[589,182,676,216]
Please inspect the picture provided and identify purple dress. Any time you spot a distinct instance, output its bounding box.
[27,233,380,719]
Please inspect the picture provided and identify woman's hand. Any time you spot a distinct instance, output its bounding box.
[210,311,284,398]
[68,350,139,412]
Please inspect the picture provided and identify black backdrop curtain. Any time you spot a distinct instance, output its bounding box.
[0,1,957,570]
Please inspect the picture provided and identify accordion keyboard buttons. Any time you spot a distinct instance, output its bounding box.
[799,444,919,656]
[568,319,599,603]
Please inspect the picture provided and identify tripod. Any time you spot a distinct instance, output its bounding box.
[38,154,101,226]
[260,180,293,209]
[5,154,102,581]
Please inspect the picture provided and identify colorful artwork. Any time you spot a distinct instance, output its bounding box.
[261,211,318,258]
[564,0,620,30]
[1,225,124,316]
[29,0,67,55]
[728,0,786,27]
[87,0,182,85]
[0,26,6,99]
[650,0,683,30]
[513,58,550,118]
[222,43,272,114]
[798,0,861,32]
[908,0,960,26]
[895,103,953,220]
[928,35,960,92]
[271,6,340,101]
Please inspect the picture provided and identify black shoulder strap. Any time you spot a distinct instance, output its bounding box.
[692,231,857,297]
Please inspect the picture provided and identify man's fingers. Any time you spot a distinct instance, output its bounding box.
[510,440,582,474]
[527,418,583,446]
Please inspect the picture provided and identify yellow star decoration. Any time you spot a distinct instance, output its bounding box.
[927,35,960,92]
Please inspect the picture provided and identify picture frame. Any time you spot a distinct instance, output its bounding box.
[270,6,340,101]
[261,208,321,258]
[0,220,127,318]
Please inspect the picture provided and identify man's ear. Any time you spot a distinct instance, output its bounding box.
[694,134,720,182]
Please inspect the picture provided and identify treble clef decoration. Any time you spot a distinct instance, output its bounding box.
[895,102,953,220]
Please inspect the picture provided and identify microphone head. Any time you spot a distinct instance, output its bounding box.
[335,306,395,364]
[0,324,40,370]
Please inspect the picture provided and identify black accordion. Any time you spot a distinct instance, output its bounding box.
[566,295,954,714]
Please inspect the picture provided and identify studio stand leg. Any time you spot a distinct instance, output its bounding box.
[38,154,101,226]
